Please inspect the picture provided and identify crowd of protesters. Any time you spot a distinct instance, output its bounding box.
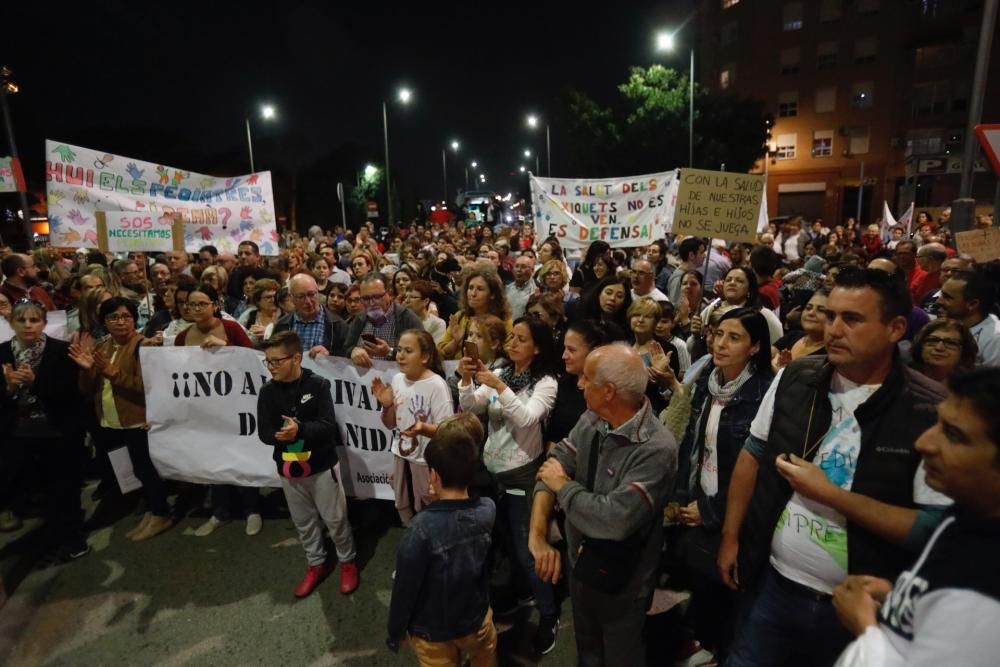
[1,205,999,666]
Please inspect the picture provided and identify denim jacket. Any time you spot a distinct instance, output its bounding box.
[386,496,496,650]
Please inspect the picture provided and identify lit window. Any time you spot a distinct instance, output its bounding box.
[816,87,837,113]
[783,2,804,30]
[775,133,797,160]
[852,81,874,110]
[813,130,834,157]
[848,127,870,155]
[778,91,799,117]
[720,68,734,89]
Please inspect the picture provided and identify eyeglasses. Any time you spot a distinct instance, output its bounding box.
[184,301,213,311]
[263,355,295,368]
[292,291,319,301]
[924,336,962,349]
[105,313,135,323]
[360,293,387,304]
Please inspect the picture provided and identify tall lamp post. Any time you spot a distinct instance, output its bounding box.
[655,31,695,168]
[466,160,478,190]
[526,114,551,176]
[0,66,33,249]
[383,87,412,228]
[442,139,459,202]
[245,103,276,173]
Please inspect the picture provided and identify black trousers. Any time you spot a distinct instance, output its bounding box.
[95,427,170,516]
[3,432,86,546]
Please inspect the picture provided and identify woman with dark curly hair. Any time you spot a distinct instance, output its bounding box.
[437,267,511,360]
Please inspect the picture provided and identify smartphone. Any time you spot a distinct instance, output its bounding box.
[463,341,479,361]
[361,333,378,345]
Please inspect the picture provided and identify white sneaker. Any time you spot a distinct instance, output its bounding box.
[245,513,263,536]
[194,516,225,537]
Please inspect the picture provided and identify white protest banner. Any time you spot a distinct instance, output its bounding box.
[898,202,914,234]
[139,346,399,500]
[530,171,677,248]
[672,168,765,244]
[0,310,67,345]
[301,356,398,501]
[45,140,278,254]
[881,201,897,241]
[141,346,281,488]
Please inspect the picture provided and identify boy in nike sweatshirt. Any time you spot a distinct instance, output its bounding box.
[258,331,359,597]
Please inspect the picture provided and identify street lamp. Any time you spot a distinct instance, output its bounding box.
[656,29,695,168]
[245,103,277,173]
[466,161,479,189]
[442,138,460,201]
[526,114,552,176]
[382,87,413,228]
[519,166,526,173]
[0,66,33,248]
[524,149,540,175]
[364,164,378,179]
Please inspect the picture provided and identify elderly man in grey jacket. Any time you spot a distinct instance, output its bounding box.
[529,343,678,667]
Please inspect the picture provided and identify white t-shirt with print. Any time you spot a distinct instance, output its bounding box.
[699,400,725,496]
[750,369,948,594]
[388,372,454,464]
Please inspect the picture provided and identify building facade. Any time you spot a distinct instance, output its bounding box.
[700,0,999,226]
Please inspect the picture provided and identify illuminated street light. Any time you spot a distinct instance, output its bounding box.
[525,114,551,176]
[519,166,526,173]
[246,103,277,173]
[383,86,415,225]
[655,28,694,167]
[364,164,378,178]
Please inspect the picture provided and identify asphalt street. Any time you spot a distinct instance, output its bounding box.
[0,487,579,666]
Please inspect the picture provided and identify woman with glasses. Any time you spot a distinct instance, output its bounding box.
[239,278,281,346]
[1,300,88,559]
[69,297,173,542]
[909,319,978,384]
[175,285,261,538]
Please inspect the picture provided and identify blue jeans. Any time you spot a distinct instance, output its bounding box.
[502,491,558,618]
[725,568,853,667]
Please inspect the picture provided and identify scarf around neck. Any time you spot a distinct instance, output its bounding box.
[12,334,47,372]
[707,363,754,405]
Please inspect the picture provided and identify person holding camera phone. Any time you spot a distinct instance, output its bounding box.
[343,274,422,368]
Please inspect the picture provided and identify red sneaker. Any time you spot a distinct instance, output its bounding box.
[339,561,359,594]
[294,563,330,598]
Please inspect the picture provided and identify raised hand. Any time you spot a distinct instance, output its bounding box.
[371,377,394,408]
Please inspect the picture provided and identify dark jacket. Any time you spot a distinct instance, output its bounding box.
[339,303,422,357]
[272,309,346,355]
[386,496,495,649]
[739,354,945,589]
[256,368,339,477]
[0,337,83,437]
[675,369,772,530]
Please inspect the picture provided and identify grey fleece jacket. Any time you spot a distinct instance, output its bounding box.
[534,399,678,601]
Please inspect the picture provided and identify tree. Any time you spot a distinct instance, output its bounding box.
[556,65,767,176]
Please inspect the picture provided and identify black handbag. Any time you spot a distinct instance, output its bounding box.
[572,433,650,594]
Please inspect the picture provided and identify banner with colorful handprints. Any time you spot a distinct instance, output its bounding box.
[44,140,278,254]
[0,157,26,193]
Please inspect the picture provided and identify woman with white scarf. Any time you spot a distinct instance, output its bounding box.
[660,307,774,665]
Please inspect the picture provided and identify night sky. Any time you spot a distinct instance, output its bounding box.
[4,0,696,219]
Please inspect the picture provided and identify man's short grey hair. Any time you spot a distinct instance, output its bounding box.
[289,273,318,292]
[917,243,947,262]
[307,225,322,239]
[591,343,647,407]
[337,241,353,255]
[360,272,388,289]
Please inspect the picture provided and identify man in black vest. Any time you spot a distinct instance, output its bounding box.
[719,267,947,667]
